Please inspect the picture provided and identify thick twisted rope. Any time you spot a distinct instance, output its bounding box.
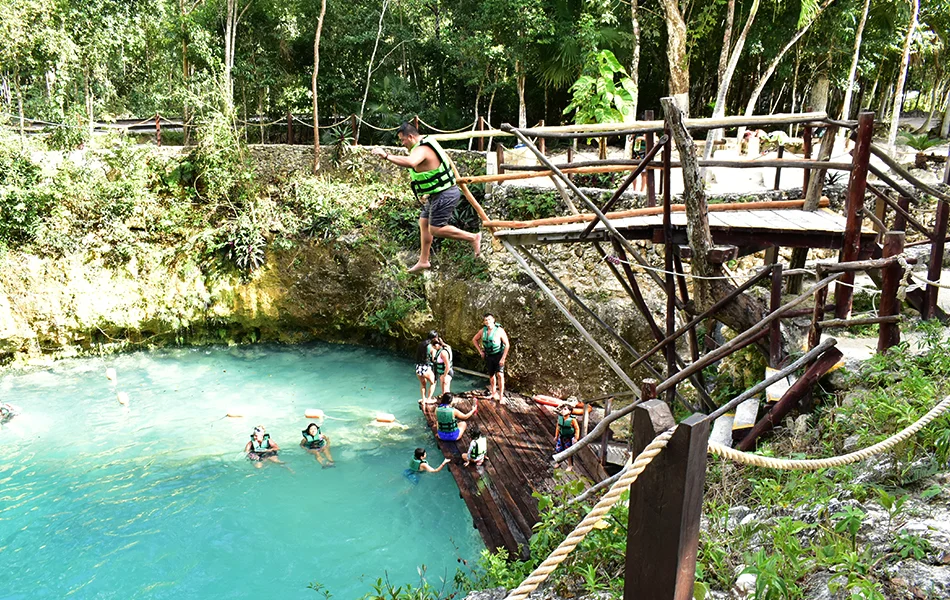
[910,271,950,290]
[503,428,675,600]
[710,394,950,471]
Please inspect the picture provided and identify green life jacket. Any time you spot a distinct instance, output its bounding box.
[302,429,326,450]
[482,325,505,354]
[434,345,453,375]
[436,404,459,433]
[251,433,273,453]
[410,457,428,472]
[469,436,487,460]
[558,415,576,440]
[408,137,456,198]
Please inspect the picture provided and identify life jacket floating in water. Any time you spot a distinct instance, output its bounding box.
[375,413,396,424]
[304,408,324,420]
[116,392,129,405]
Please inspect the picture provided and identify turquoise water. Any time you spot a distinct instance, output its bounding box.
[0,344,483,599]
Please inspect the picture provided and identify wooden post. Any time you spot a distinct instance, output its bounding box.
[770,264,783,367]
[663,134,676,405]
[808,273,830,350]
[413,115,420,132]
[773,145,785,190]
[630,378,658,456]
[894,196,911,231]
[878,231,905,352]
[872,189,887,235]
[625,403,709,600]
[926,199,949,319]
[600,397,612,466]
[835,112,874,319]
[581,404,590,438]
[350,114,358,145]
[802,125,812,193]
[478,117,486,152]
[944,145,950,185]
[155,113,161,146]
[645,110,657,208]
[287,110,293,145]
[567,144,574,164]
[538,120,546,156]
[496,144,506,175]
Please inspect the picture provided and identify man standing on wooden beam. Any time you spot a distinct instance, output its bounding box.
[372,123,482,272]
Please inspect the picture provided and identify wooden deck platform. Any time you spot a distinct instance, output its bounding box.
[493,207,878,254]
[421,394,608,559]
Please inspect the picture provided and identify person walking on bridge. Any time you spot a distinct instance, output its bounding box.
[372,123,481,273]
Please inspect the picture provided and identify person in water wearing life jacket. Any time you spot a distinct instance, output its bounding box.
[245,425,282,467]
[371,123,481,273]
[0,402,20,429]
[430,336,455,397]
[300,422,336,468]
[409,447,451,473]
[434,393,477,442]
[415,331,439,404]
[462,424,488,467]
[472,313,510,402]
[554,404,581,471]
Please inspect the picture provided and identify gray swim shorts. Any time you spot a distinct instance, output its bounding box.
[419,186,461,227]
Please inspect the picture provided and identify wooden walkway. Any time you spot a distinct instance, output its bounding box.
[494,207,878,255]
[421,394,608,559]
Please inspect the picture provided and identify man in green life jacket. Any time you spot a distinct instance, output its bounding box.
[371,123,482,273]
[471,312,510,403]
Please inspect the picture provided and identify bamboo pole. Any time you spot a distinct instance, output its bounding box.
[486,198,830,230]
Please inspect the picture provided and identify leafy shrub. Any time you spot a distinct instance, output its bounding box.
[222,211,267,272]
[505,189,559,221]
[0,135,51,247]
[190,110,255,206]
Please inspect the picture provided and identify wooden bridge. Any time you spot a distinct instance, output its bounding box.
[416,106,949,598]
[420,394,608,558]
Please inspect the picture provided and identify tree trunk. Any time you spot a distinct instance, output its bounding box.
[789,46,800,136]
[941,86,950,138]
[736,0,832,140]
[887,0,920,150]
[312,0,327,173]
[180,0,191,145]
[717,0,736,85]
[359,0,389,140]
[661,97,766,341]
[658,0,689,113]
[516,59,527,129]
[840,0,870,121]
[703,0,760,167]
[624,0,642,157]
[915,82,943,134]
[84,64,94,139]
[224,0,250,114]
[15,69,25,144]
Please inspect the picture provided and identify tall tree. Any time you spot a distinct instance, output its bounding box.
[223,0,252,113]
[887,0,920,149]
[841,0,872,120]
[312,0,326,172]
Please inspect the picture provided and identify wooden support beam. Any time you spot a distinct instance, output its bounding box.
[645,110,657,208]
[868,163,920,203]
[802,125,812,192]
[770,264,783,368]
[867,183,933,240]
[879,232,904,353]
[350,114,358,145]
[835,112,874,319]
[868,142,950,202]
[663,135,677,405]
[706,245,739,264]
[818,315,901,328]
[600,397,612,466]
[155,113,161,146]
[773,145,785,190]
[625,405,709,600]
[734,347,844,452]
[495,144,506,175]
[675,246,693,259]
[612,239,665,343]
[926,199,949,320]
[894,196,911,232]
[477,117,485,152]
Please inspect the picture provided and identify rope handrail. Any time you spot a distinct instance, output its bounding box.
[710,394,950,470]
[909,272,950,289]
[503,428,675,600]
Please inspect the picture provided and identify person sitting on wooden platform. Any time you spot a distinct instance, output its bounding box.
[462,424,488,467]
[435,393,477,443]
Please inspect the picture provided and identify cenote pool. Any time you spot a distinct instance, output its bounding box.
[0,344,484,599]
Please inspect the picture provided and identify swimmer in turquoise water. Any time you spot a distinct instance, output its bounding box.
[435,393,477,442]
[462,424,487,467]
[0,402,20,429]
[409,448,450,473]
[300,422,336,468]
[245,425,282,468]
